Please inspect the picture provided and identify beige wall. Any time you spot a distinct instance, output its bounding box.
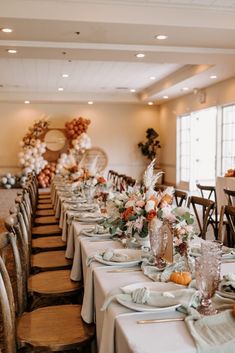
[0,102,159,180]
[158,76,235,186]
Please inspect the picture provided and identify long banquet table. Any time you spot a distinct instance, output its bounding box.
[52,179,235,353]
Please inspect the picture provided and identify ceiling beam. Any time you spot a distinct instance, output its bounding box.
[138,64,213,101]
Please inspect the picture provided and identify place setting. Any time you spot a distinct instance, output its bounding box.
[87,248,142,267]
[80,224,111,239]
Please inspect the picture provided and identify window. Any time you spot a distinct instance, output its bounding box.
[177,107,217,190]
[221,104,235,174]
[177,114,191,188]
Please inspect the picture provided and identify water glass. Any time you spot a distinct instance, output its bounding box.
[195,241,222,315]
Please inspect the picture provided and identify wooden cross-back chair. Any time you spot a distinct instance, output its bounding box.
[0,231,95,353]
[15,192,61,237]
[174,189,187,207]
[196,184,218,239]
[5,213,82,310]
[5,211,71,273]
[223,189,235,206]
[187,196,215,239]
[218,205,235,247]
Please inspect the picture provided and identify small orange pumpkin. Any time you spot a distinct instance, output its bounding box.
[170,271,192,286]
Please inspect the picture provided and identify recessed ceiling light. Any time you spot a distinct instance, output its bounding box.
[135,53,145,58]
[1,28,13,33]
[155,34,168,40]
[210,75,217,79]
[24,100,30,104]
[62,74,69,78]
[148,102,154,106]
[58,87,64,91]
[88,101,93,105]
[7,49,17,54]
[150,76,156,80]
[182,87,189,91]
[163,95,169,99]
[130,89,136,93]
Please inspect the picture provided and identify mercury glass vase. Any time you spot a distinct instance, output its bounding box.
[148,218,168,269]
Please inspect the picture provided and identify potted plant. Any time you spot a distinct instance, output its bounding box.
[138,128,161,163]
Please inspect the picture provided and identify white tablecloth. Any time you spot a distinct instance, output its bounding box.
[79,239,235,353]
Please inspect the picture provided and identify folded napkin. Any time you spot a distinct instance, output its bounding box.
[76,212,103,220]
[124,286,198,308]
[222,249,235,260]
[87,248,132,266]
[82,224,109,235]
[68,204,97,212]
[186,307,235,353]
[218,273,235,299]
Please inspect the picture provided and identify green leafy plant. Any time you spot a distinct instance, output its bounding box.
[138,128,161,160]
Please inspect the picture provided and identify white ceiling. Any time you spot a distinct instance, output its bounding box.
[1,0,235,104]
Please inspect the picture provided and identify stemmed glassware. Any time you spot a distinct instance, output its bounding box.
[195,240,223,315]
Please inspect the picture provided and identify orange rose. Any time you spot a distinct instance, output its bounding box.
[98,176,106,184]
[147,209,157,221]
[122,207,134,221]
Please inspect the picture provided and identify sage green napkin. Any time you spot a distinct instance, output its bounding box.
[186,307,235,353]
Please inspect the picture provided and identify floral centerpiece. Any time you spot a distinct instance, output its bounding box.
[107,160,173,242]
[106,159,195,256]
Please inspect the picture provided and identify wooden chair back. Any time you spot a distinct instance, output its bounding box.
[5,213,29,309]
[0,231,25,323]
[187,196,215,239]
[196,184,217,202]
[218,205,235,247]
[196,184,219,239]
[223,189,235,206]
[0,234,17,353]
[174,189,187,207]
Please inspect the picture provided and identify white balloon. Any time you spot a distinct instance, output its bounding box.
[9,177,15,185]
[1,177,7,184]
[23,167,30,175]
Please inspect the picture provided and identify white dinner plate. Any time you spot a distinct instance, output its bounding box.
[94,249,142,266]
[116,295,181,312]
[116,282,183,312]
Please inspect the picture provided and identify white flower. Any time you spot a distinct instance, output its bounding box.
[173,207,191,217]
[125,200,135,208]
[161,206,176,222]
[114,199,122,207]
[145,200,155,212]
